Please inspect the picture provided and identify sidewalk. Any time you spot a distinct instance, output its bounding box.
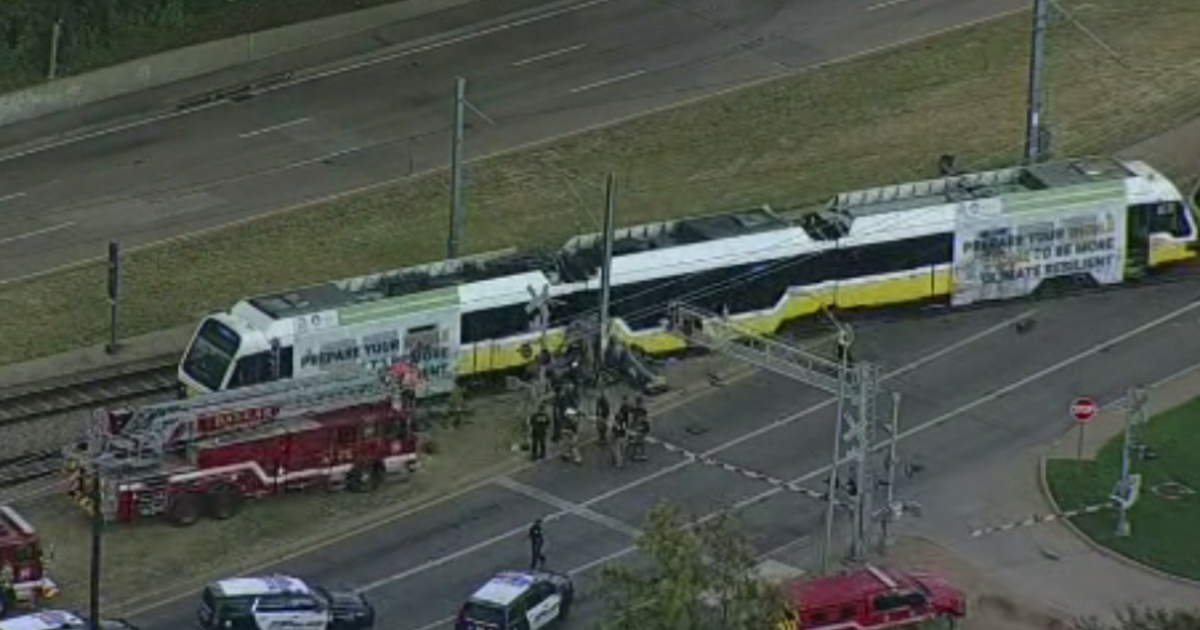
[902,364,1200,623]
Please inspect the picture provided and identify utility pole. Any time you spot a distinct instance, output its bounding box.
[1024,0,1051,164]
[666,303,882,572]
[105,241,121,355]
[89,469,103,630]
[447,76,467,259]
[597,174,618,383]
[877,391,902,554]
[47,20,62,80]
[1115,386,1147,537]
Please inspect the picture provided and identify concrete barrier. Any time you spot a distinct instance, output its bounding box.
[0,0,477,126]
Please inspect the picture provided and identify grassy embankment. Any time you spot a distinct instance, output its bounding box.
[0,0,405,94]
[1046,396,1200,581]
[3,0,1200,367]
[6,0,1200,611]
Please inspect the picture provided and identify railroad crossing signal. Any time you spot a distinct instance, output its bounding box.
[1070,397,1098,424]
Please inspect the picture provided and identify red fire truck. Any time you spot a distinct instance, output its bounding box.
[779,565,965,630]
[63,365,422,527]
[0,505,57,617]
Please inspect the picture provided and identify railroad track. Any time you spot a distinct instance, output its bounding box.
[0,449,64,490]
[0,362,180,428]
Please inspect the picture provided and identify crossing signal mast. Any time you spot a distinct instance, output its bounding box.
[665,301,886,572]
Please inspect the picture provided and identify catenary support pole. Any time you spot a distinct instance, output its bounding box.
[89,469,103,630]
[1024,0,1050,164]
[597,174,617,382]
[879,391,901,553]
[447,76,467,259]
[105,241,121,355]
[48,21,62,80]
[821,345,852,574]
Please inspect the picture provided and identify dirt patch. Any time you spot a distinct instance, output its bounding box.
[886,537,1072,630]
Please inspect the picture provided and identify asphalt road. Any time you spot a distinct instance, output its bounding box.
[123,273,1200,630]
[0,0,1026,282]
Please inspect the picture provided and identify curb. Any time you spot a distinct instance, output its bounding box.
[1036,428,1200,591]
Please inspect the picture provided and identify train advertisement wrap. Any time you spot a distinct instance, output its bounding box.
[951,198,1127,306]
[293,315,459,397]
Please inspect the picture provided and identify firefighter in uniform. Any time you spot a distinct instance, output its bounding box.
[528,404,551,461]
[611,397,631,468]
[560,408,583,465]
[593,390,611,447]
[0,563,14,615]
[629,396,650,461]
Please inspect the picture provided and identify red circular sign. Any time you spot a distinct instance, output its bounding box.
[1071,398,1098,423]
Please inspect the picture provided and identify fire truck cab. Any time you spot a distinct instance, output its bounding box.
[0,506,56,618]
[781,565,965,630]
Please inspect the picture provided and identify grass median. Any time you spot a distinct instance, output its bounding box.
[2,0,1200,367]
[1046,396,1200,581]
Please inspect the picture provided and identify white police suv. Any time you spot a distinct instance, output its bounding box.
[196,575,375,630]
[456,570,575,630]
[0,610,137,630]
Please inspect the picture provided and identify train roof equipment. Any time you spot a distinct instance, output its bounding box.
[83,366,416,471]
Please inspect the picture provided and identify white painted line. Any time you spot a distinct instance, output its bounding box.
[0,222,75,245]
[238,117,312,139]
[351,310,1022,596]
[495,477,641,537]
[0,192,27,204]
[301,0,617,84]
[512,43,587,66]
[867,0,916,10]
[0,0,619,166]
[570,69,648,94]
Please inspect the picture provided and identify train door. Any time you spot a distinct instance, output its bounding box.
[1126,205,1151,277]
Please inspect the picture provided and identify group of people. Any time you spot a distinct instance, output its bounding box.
[526,378,651,468]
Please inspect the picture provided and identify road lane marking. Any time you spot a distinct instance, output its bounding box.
[569,69,648,94]
[238,117,312,138]
[867,0,917,10]
[512,43,587,66]
[0,222,75,245]
[0,0,621,166]
[345,310,1026,595]
[0,192,27,204]
[495,477,641,538]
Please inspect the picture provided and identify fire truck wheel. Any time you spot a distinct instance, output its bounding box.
[347,463,383,493]
[167,492,203,527]
[206,485,243,520]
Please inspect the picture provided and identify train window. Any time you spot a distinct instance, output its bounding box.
[839,233,953,280]
[1147,202,1190,237]
[462,304,528,343]
[229,352,272,389]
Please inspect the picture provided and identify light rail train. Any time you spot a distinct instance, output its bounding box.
[178,157,1199,397]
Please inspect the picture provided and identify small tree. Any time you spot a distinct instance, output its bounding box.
[598,501,792,630]
[1075,606,1200,630]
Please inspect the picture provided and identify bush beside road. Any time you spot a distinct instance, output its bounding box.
[1046,396,1200,582]
[2,0,1200,367]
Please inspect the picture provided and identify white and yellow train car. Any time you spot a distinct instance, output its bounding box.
[178,158,1197,397]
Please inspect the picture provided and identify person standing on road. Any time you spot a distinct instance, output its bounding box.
[611,398,631,469]
[630,396,650,462]
[529,404,550,461]
[529,519,546,569]
[560,408,583,465]
[551,381,567,443]
[594,390,611,447]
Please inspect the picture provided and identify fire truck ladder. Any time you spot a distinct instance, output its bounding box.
[90,369,395,469]
[665,301,884,569]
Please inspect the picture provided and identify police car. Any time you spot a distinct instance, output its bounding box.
[196,575,374,630]
[0,610,137,630]
[456,570,574,630]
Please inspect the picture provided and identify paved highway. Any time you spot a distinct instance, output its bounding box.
[122,274,1200,630]
[0,0,1026,282]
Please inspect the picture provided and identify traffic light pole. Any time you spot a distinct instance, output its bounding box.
[89,469,103,630]
[105,241,121,355]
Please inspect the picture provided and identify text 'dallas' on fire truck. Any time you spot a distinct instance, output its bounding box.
[63,364,423,527]
[0,505,58,617]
